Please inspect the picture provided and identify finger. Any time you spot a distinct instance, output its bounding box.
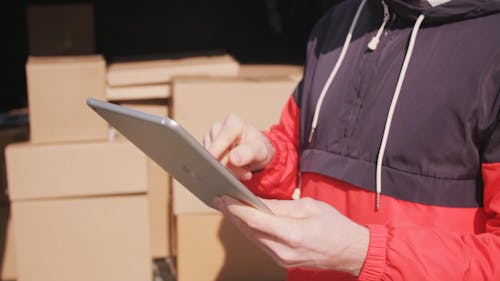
[207,119,244,160]
[214,198,288,259]
[220,196,299,243]
[203,133,211,148]
[228,143,265,167]
[260,197,318,218]
[226,162,253,180]
[203,121,222,149]
[210,121,223,141]
[215,197,309,268]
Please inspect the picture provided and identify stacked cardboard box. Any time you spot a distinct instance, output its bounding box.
[5,55,152,281]
[26,55,108,143]
[9,51,304,281]
[116,100,171,259]
[106,53,240,260]
[0,206,17,281]
[170,64,302,281]
[171,68,302,215]
[0,125,29,281]
[106,54,239,101]
[6,141,151,281]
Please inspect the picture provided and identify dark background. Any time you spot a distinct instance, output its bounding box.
[1,0,342,113]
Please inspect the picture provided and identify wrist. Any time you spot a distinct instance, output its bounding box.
[343,223,370,276]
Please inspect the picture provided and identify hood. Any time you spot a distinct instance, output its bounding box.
[386,0,500,23]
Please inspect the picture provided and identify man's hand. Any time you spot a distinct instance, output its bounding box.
[213,196,369,277]
[203,114,274,180]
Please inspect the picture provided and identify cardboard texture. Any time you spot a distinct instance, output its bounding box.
[27,4,95,56]
[176,213,285,281]
[238,64,303,81]
[0,126,29,203]
[12,195,151,281]
[147,159,171,258]
[5,140,147,201]
[0,206,17,281]
[107,54,239,86]
[26,55,107,144]
[171,76,298,214]
[106,84,171,101]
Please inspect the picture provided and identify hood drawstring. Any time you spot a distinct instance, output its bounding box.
[308,0,368,143]
[306,0,427,211]
[368,1,390,51]
[375,14,425,210]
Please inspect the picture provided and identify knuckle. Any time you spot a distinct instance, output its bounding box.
[225,114,244,129]
[243,217,260,231]
[254,142,268,161]
[286,230,303,248]
[211,122,222,134]
[299,197,320,214]
[276,250,299,268]
[202,134,210,146]
[238,145,254,160]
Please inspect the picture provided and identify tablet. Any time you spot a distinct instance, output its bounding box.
[87,98,271,213]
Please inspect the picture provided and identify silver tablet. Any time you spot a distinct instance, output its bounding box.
[87,98,271,213]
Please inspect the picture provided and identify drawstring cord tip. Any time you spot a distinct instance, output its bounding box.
[368,37,380,51]
[367,0,389,52]
[376,193,381,211]
[308,127,316,143]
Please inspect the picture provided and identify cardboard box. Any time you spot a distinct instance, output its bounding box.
[0,126,29,203]
[239,64,303,81]
[147,160,171,258]
[106,84,171,101]
[5,140,147,201]
[176,213,285,281]
[26,55,107,144]
[27,4,94,56]
[107,54,239,86]
[12,195,151,281]
[0,206,17,281]
[116,102,171,258]
[171,76,297,214]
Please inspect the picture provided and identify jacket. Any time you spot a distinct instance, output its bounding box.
[244,0,500,280]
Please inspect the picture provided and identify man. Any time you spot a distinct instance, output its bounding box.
[204,0,500,280]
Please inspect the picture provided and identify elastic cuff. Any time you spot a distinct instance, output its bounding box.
[248,132,281,180]
[262,131,281,170]
[357,224,388,281]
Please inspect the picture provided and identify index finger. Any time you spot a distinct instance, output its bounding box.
[207,118,244,160]
[220,196,298,243]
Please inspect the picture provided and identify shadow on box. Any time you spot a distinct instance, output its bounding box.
[0,207,10,279]
[0,112,30,280]
[217,217,286,281]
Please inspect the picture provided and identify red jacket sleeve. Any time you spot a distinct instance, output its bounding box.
[243,95,300,200]
[358,163,500,281]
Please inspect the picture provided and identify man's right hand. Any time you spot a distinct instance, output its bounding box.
[203,114,274,181]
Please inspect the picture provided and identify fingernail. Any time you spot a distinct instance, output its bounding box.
[242,171,252,181]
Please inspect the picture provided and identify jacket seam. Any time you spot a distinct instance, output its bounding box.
[301,148,477,182]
